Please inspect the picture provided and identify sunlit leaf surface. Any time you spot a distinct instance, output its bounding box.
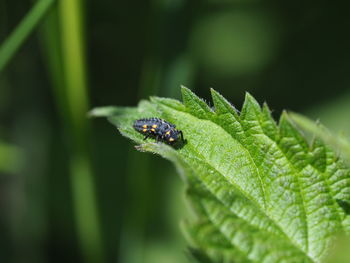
[91,87,350,263]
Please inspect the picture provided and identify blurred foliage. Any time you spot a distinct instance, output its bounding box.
[324,235,350,263]
[0,0,54,70]
[0,141,22,173]
[190,9,281,77]
[1,0,350,262]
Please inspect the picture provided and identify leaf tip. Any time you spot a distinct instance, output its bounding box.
[149,96,158,103]
[87,106,118,118]
[279,110,289,124]
[209,87,217,94]
[241,92,261,118]
[209,88,221,100]
[181,85,191,93]
[181,85,192,100]
[262,102,270,111]
[244,92,259,105]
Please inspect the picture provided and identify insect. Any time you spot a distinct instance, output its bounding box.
[133,118,184,144]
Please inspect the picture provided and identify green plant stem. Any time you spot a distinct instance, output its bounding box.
[0,0,55,72]
[58,0,104,262]
[39,8,68,122]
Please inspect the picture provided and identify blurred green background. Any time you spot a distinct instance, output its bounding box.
[1,0,350,262]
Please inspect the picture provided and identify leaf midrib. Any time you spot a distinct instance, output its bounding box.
[181,139,314,262]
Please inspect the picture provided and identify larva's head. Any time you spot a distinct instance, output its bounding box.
[164,129,181,144]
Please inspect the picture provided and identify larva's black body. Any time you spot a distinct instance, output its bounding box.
[133,117,183,144]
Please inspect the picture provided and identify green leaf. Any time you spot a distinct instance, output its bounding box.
[91,88,350,263]
[288,112,350,165]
